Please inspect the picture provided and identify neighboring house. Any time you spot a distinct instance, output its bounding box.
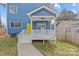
[6,3,56,43]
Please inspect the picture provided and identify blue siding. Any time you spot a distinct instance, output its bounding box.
[32,9,54,16]
[32,21,37,29]
[7,3,53,35]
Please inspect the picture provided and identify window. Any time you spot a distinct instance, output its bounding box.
[10,6,17,14]
[11,22,21,28]
[51,24,54,30]
[11,22,15,27]
[32,21,51,30]
[37,21,46,30]
[15,22,21,27]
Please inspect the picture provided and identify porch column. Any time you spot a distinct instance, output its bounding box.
[43,40,45,45]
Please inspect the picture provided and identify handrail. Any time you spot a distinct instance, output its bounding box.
[18,29,55,36]
[18,29,26,39]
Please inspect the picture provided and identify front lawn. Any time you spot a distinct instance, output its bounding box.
[0,37,17,56]
[33,40,79,56]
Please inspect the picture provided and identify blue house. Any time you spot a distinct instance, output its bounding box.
[7,3,56,43]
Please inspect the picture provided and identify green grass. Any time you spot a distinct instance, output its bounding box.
[33,40,79,56]
[0,37,17,56]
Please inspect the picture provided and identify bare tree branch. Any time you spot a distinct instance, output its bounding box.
[56,9,78,26]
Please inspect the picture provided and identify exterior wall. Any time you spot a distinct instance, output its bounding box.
[7,3,52,35]
[32,9,54,16]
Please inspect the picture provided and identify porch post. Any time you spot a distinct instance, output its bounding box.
[30,15,32,43]
[43,40,45,45]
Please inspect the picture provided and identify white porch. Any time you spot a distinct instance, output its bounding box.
[18,29,56,44]
[32,30,56,40]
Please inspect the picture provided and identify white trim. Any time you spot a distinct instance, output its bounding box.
[32,16,55,17]
[10,22,22,28]
[27,6,56,16]
[32,25,54,31]
[6,3,8,36]
[9,5,17,14]
[32,16,55,21]
[31,15,32,41]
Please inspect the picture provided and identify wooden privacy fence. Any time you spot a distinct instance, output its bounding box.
[0,28,6,39]
[56,27,79,46]
[56,21,79,46]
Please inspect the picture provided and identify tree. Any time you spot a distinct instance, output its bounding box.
[56,9,78,26]
[0,10,2,28]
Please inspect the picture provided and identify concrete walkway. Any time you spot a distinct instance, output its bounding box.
[17,43,43,56]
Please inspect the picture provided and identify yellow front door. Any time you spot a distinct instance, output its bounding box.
[27,23,31,34]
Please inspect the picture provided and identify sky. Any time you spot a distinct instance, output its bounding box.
[52,3,79,13]
[0,4,7,28]
[0,3,79,28]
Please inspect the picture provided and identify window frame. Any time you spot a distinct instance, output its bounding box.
[9,5,17,14]
[10,22,15,27]
[50,24,54,30]
[10,22,22,28]
[36,21,46,30]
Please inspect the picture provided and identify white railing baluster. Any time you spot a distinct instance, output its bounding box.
[18,29,56,41]
[32,30,56,40]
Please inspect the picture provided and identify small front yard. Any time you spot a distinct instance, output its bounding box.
[0,37,17,56]
[33,40,79,56]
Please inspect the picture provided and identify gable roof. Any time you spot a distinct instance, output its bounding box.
[27,6,56,16]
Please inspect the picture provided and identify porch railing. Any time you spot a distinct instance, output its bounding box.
[32,30,56,40]
[18,29,56,41]
[18,29,26,42]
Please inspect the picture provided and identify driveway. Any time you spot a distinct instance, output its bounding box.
[17,43,43,56]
